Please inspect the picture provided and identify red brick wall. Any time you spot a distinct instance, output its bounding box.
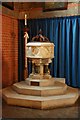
[0,14,2,88]
[2,14,18,87]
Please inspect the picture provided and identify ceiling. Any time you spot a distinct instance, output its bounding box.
[2,2,69,12]
[2,2,44,11]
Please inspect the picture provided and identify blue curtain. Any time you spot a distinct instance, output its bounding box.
[26,16,80,88]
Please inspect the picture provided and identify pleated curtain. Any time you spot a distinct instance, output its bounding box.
[19,16,80,88]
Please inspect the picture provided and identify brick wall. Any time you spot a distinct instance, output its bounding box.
[0,13,2,89]
[2,14,18,87]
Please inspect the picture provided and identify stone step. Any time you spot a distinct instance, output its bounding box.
[2,86,79,109]
[12,81,67,96]
[26,78,54,86]
[26,77,65,87]
[54,77,65,83]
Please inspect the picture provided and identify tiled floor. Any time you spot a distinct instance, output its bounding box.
[2,94,80,119]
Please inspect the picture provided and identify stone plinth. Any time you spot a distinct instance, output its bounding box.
[2,82,79,109]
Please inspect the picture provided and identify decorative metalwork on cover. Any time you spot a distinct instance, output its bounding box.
[32,29,49,42]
